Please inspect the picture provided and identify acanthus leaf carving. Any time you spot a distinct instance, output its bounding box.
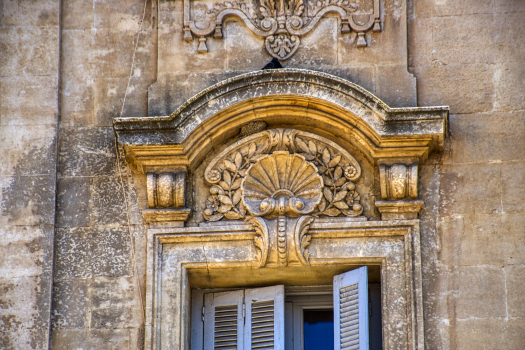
[183,0,380,59]
[294,215,315,266]
[247,216,270,267]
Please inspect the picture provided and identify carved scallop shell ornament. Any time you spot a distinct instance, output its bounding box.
[241,151,323,218]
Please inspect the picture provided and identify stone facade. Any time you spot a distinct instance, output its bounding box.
[0,1,524,350]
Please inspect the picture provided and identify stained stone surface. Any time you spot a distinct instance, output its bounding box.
[0,0,524,349]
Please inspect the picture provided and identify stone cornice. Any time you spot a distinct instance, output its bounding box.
[114,69,448,173]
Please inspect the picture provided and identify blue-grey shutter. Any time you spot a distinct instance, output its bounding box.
[333,266,369,350]
[204,290,244,350]
[244,285,285,350]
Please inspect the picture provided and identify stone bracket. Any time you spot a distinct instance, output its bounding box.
[379,163,418,200]
[147,171,186,209]
[375,200,424,220]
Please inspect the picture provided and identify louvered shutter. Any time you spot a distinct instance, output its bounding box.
[244,285,285,350]
[333,266,369,350]
[204,290,245,350]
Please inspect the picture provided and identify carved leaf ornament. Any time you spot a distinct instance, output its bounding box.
[184,0,381,59]
[204,128,363,221]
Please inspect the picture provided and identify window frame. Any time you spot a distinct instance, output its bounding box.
[148,219,425,350]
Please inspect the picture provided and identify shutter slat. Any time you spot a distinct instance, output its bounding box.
[250,300,274,349]
[214,305,238,349]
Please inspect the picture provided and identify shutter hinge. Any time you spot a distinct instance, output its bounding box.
[242,303,246,318]
[202,306,205,322]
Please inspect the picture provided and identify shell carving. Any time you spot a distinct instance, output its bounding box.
[242,151,323,218]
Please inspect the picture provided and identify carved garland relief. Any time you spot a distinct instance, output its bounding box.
[183,0,381,59]
[204,128,363,267]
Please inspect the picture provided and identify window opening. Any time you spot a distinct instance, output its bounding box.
[303,309,334,350]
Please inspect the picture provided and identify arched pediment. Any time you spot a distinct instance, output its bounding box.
[114,69,448,174]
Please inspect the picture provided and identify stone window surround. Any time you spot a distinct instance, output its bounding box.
[113,69,449,349]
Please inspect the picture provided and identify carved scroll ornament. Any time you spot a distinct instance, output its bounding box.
[203,128,363,267]
[183,0,381,59]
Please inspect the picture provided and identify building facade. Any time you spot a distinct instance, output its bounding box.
[1,0,524,349]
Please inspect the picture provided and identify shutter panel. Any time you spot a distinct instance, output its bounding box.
[204,290,244,350]
[334,266,369,350]
[244,285,285,350]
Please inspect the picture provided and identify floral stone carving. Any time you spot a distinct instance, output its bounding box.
[183,0,381,59]
[203,128,364,267]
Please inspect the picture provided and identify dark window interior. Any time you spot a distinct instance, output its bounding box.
[303,309,334,350]
[369,284,382,350]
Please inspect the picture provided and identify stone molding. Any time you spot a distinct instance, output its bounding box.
[114,69,449,174]
[183,0,380,59]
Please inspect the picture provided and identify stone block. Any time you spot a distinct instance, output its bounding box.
[94,0,147,31]
[455,266,506,319]
[93,77,128,127]
[415,63,495,114]
[447,112,525,164]
[0,124,57,176]
[502,161,525,213]
[62,0,94,30]
[494,12,525,64]
[0,0,59,27]
[324,66,376,96]
[223,20,270,71]
[50,329,133,350]
[495,60,525,112]
[455,318,506,350]
[0,225,53,279]
[51,278,90,330]
[495,0,525,13]
[91,176,128,226]
[407,16,433,68]
[91,30,135,78]
[0,175,56,226]
[431,14,496,65]
[288,16,338,67]
[505,265,525,318]
[432,0,494,17]
[90,276,143,329]
[0,26,59,77]
[376,64,417,107]
[56,177,92,228]
[0,76,58,126]
[58,127,116,177]
[60,30,95,126]
[54,226,133,280]
[439,213,525,266]
[0,275,52,350]
[438,163,502,216]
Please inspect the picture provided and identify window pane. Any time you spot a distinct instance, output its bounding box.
[303,309,334,350]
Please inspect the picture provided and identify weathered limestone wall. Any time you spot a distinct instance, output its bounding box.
[0,0,524,349]
[410,1,525,349]
[0,1,60,348]
[49,0,158,348]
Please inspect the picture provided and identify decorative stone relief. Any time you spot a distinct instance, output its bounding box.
[203,128,362,222]
[204,128,363,266]
[183,0,381,59]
